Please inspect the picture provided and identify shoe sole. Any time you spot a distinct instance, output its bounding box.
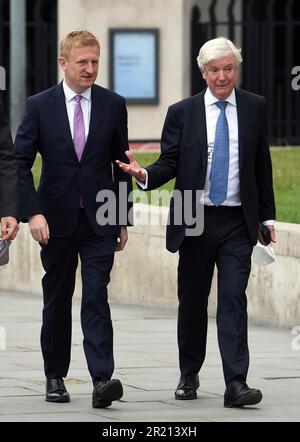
[92,400,112,409]
[224,391,263,408]
[175,393,197,400]
[46,396,70,403]
[92,379,123,408]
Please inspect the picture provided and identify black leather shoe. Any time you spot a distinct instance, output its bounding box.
[92,379,123,408]
[46,378,70,403]
[224,380,262,408]
[175,374,199,400]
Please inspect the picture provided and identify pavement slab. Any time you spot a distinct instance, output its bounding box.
[0,291,299,422]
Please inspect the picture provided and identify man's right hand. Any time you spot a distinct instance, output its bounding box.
[28,214,50,245]
[116,150,146,183]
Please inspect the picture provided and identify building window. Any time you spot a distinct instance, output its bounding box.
[109,29,159,104]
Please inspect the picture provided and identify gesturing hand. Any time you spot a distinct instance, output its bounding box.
[116,151,146,183]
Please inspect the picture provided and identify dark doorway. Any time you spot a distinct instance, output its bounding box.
[242,0,300,145]
[190,0,300,145]
[0,0,57,108]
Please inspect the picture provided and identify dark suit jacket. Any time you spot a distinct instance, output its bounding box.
[14,83,132,237]
[146,88,276,252]
[0,95,19,218]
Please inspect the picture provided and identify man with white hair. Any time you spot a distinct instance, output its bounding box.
[117,37,276,408]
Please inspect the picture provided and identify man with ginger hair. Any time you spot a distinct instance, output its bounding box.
[15,30,132,408]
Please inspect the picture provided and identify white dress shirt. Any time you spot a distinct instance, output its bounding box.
[137,87,274,225]
[203,88,240,206]
[204,88,274,225]
[137,89,240,204]
[62,81,91,141]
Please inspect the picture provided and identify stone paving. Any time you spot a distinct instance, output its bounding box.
[0,291,299,422]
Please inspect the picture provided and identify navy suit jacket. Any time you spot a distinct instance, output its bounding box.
[146,88,276,252]
[15,83,132,237]
[0,94,19,218]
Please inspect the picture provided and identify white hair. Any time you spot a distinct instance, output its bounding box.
[197,37,243,71]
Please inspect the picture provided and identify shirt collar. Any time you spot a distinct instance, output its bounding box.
[204,87,236,107]
[62,81,92,103]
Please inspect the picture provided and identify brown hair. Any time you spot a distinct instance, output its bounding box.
[60,30,100,58]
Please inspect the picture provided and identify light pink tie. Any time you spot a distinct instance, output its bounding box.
[74,95,85,161]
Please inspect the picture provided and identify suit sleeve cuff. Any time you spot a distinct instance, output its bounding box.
[135,169,148,190]
[262,220,275,226]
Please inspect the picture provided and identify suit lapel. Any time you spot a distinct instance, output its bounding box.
[192,89,251,187]
[192,90,208,179]
[235,88,247,173]
[81,85,105,162]
[54,83,79,162]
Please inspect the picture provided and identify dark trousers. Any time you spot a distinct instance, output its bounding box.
[40,209,117,381]
[178,206,253,385]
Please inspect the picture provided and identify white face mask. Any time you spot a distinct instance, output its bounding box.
[252,242,275,266]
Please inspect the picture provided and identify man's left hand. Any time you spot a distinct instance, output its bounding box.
[1,217,19,240]
[116,226,128,252]
[258,225,276,246]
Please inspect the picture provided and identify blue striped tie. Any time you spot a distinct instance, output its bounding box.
[209,101,229,206]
